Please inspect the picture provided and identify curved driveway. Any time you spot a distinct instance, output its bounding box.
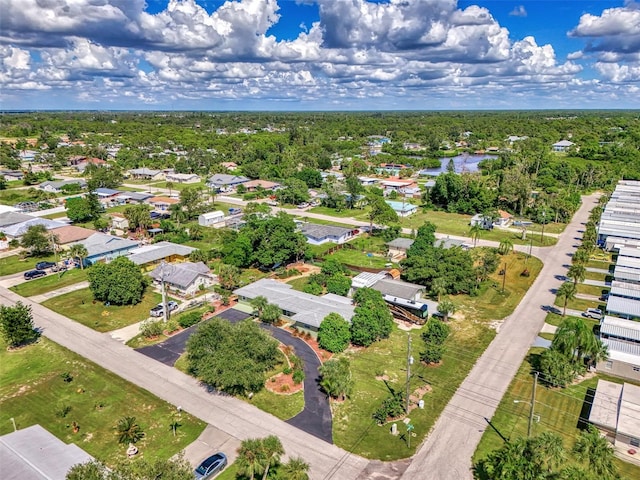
[0,287,367,480]
[136,308,333,443]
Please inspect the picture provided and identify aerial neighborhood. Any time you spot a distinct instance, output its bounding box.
[1,111,640,480]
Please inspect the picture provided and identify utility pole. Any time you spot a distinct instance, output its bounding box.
[540,210,546,245]
[502,262,507,293]
[160,261,168,323]
[528,371,538,437]
[405,333,413,414]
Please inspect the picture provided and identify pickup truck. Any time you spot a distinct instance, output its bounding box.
[150,301,178,317]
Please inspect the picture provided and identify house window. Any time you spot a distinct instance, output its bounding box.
[605,361,613,370]
[631,438,640,448]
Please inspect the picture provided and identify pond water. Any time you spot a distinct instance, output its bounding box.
[419,154,498,176]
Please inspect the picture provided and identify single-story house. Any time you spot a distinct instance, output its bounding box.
[0,170,24,181]
[150,261,214,297]
[494,210,514,228]
[39,179,86,194]
[380,178,418,193]
[110,213,129,231]
[470,214,494,230]
[166,172,201,184]
[234,278,355,331]
[0,424,93,480]
[242,179,281,192]
[93,188,122,204]
[198,210,226,227]
[598,316,640,380]
[206,174,249,192]
[552,140,574,152]
[116,191,153,204]
[358,177,378,186]
[371,278,425,302]
[127,241,195,267]
[71,233,139,265]
[434,237,467,249]
[588,380,640,459]
[0,217,66,241]
[386,200,417,217]
[146,196,179,211]
[386,237,415,260]
[73,157,106,172]
[298,222,355,245]
[607,295,640,320]
[0,211,34,229]
[49,225,95,246]
[221,162,238,171]
[128,168,165,181]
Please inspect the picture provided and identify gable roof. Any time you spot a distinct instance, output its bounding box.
[75,233,139,258]
[0,218,66,237]
[207,174,249,186]
[386,237,414,250]
[299,223,353,240]
[39,179,86,190]
[116,191,153,202]
[129,167,162,176]
[0,211,34,228]
[150,261,210,289]
[371,278,425,300]
[553,140,574,147]
[94,188,121,197]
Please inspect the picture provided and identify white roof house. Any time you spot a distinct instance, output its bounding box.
[552,140,574,151]
[127,241,195,266]
[166,172,201,183]
[199,210,226,227]
[607,295,640,320]
[234,278,355,330]
[589,380,640,451]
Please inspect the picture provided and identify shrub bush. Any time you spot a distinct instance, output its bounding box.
[177,311,202,329]
[140,319,163,338]
[372,392,405,424]
[292,369,305,385]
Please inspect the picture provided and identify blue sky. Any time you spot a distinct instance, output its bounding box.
[1,0,639,110]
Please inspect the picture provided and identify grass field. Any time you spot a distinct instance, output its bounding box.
[42,288,162,332]
[10,268,88,297]
[249,389,305,421]
[584,270,608,282]
[0,254,58,276]
[554,293,605,313]
[332,251,542,460]
[473,348,640,480]
[0,337,205,465]
[577,283,610,298]
[0,188,58,206]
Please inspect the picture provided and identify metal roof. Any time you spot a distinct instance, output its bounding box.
[607,295,640,319]
[371,278,425,300]
[610,281,640,300]
[75,233,139,258]
[0,424,93,480]
[351,271,389,289]
[0,211,34,228]
[117,191,153,202]
[234,278,355,329]
[600,315,640,342]
[127,241,195,265]
[614,265,640,283]
[602,337,640,365]
[616,256,640,271]
[619,247,640,259]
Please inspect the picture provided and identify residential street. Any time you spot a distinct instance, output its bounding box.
[401,193,600,480]
[0,287,369,480]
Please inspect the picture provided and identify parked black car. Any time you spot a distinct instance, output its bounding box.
[35,261,56,270]
[24,270,46,280]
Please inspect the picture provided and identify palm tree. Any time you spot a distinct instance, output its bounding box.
[115,416,145,445]
[469,223,482,247]
[69,244,88,270]
[236,438,267,480]
[573,425,618,479]
[279,457,310,480]
[567,264,586,286]
[552,316,598,363]
[430,277,448,302]
[498,238,514,256]
[585,339,609,369]
[166,181,174,198]
[556,282,577,317]
[572,248,590,265]
[437,298,456,322]
[261,435,284,480]
[250,296,269,317]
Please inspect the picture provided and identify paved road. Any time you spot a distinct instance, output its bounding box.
[401,193,600,480]
[0,287,368,480]
[137,308,334,443]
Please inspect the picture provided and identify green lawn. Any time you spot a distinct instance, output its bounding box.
[153,181,207,191]
[545,312,564,327]
[325,248,390,269]
[586,259,613,270]
[126,306,211,349]
[249,389,304,421]
[308,206,369,220]
[10,268,88,297]
[584,270,607,282]
[0,337,205,465]
[577,283,610,298]
[286,277,310,292]
[554,294,605,313]
[399,210,557,247]
[473,348,640,480]
[40,211,68,219]
[0,254,58,276]
[0,188,59,205]
[42,288,162,332]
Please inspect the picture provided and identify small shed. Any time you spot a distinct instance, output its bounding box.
[199,210,226,227]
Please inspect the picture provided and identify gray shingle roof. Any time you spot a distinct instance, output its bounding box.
[371,278,424,300]
[150,261,210,289]
[0,211,34,228]
[386,238,414,249]
[299,223,353,241]
[207,174,249,186]
[75,233,139,258]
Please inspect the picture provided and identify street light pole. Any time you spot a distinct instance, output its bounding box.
[528,371,538,437]
[540,210,546,245]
